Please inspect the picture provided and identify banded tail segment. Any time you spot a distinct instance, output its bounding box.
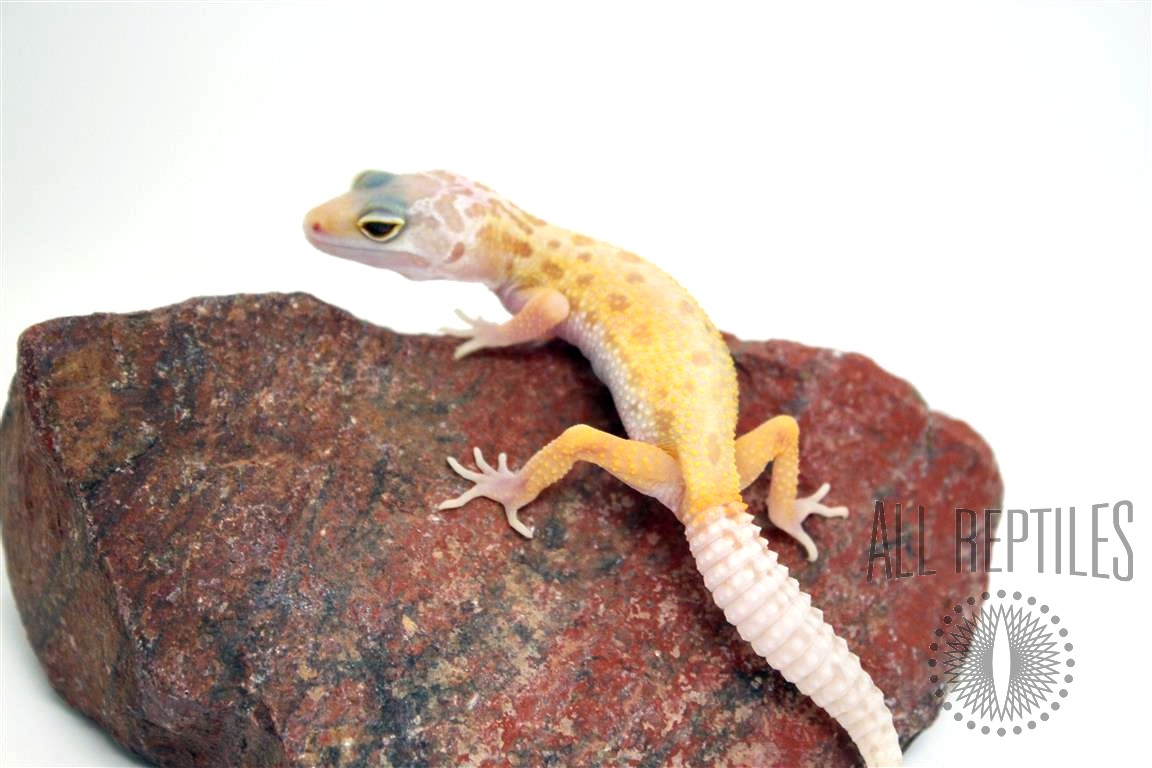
[685,504,902,768]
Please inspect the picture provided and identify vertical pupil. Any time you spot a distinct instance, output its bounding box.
[363,220,398,239]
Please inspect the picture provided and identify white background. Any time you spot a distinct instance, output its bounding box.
[2,3,1149,766]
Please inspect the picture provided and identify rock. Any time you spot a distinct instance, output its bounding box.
[0,293,1001,767]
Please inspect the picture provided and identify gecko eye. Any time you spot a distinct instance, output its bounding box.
[357,213,405,242]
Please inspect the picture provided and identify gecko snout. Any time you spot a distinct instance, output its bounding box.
[303,212,328,242]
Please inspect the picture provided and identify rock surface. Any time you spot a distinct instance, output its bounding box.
[1,293,1001,767]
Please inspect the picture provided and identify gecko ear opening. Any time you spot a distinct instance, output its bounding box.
[357,213,405,242]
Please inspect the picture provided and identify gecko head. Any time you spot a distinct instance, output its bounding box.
[304,170,501,283]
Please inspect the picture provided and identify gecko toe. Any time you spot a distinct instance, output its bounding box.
[438,487,482,510]
[446,455,483,482]
[505,507,535,539]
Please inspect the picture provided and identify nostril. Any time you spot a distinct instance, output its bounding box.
[310,221,324,233]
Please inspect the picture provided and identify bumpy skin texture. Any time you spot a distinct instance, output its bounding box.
[304,171,902,766]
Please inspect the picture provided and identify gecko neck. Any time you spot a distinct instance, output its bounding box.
[474,205,596,292]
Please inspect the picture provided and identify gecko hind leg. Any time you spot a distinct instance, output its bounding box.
[439,424,682,538]
[735,414,848,561]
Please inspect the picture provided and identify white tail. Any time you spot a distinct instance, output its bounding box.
[685,507,902,767]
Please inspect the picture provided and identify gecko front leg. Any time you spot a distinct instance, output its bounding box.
[441,288,570,359]
[440,424,683,538]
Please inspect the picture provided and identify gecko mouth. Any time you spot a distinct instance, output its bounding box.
[304,229,427,272]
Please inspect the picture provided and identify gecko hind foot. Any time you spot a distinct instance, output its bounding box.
[769,482,849,562]
[439,447,536,538]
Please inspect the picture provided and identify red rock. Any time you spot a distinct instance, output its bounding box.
[0,293,1000,767]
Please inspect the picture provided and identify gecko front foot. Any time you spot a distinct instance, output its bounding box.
[769,482,849,562]
[439,447,536,538]
[440,310,501,360]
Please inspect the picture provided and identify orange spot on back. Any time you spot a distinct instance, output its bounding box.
[577,252,592,262]
[541,260,564,279]
[691,350,710,366]
[626,272,645,283]
[576,274,594,286]
[572,233,593,245]
[547,239,562,249]
[607,293,630,312]
[506,238,534,259]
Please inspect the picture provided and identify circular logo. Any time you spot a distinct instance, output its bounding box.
[927,589,1075,736]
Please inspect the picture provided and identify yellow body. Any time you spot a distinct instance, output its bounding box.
[485,221,742,516]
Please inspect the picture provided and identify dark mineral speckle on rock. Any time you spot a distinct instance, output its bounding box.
[1,293,1001,767]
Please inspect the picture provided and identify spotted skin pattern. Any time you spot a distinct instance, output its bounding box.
[304,171,902,767]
